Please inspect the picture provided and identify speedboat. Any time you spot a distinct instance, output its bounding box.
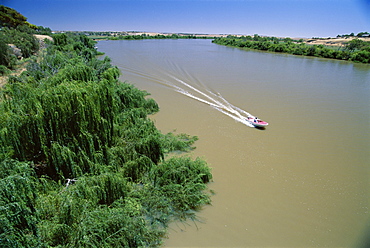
[247,117,269,128]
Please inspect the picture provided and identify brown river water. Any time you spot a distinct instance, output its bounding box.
[97,39,370,247]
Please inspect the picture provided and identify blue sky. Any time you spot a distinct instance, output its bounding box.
[2,0,370,38]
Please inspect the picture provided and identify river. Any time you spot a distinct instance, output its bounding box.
[97,39,370,247]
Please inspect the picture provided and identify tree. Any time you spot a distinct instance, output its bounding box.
[356,32,369,37]
[35,26,52,35]
[0,35,16,68]
[53,33,68,47]
[213,36,369,63]
[1,27,39,58]
[346,38,366,52]
[350,50,370,63]
[0,31,212,247]
[0,5,28,28]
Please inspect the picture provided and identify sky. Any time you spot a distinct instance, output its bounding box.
[2,0,370,38]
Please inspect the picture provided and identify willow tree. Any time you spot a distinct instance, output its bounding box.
[0,31,212,247]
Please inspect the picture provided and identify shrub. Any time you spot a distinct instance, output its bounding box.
[0,30,212,248]
[0,65,10,75]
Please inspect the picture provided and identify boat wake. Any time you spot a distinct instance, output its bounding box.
[120,65,259,128]
[168,76,256,127]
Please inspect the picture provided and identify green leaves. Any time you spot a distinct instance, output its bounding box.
[0,27,39,59]
[0,160,41,248]
[161,132,198,153]
[213,35,370,63]
[0,31,212,247]
[150,157,212,214]
[0,5,28,29]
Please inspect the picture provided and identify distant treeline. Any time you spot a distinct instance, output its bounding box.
[108,33,214,40]
[63,31,216,40]
[213,35,370,63]
[0,6,212,248]
[336,31,369,38]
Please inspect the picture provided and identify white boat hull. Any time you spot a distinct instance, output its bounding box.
[247,117,269,128]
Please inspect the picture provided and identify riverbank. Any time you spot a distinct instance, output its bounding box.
[0,33,213,247]
[213,35,370,63]
[55,30,229,40]
[80,30,370,48]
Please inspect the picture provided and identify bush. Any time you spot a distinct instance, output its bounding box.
[0,29,212,247]
[0,65,10,75]
[213,36,370,63]
[150,157,212,213]
[351,50,370,63]
[0,36,17,69]
[0,159,42,247]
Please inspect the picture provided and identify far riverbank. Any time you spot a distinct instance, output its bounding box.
[212,35,370,63]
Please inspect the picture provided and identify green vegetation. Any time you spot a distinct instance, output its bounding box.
[0,5,52,70]
[337,31,369,38]
[61,31,215,40]
[0,25,39,70]
[0,5,51,33]
[0,5,29,29]
[213,34,370,63]
[0,8,212,248]
[108,33,213,40]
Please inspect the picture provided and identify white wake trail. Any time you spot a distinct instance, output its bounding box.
[213,106,255,127]
[119,65,258,128]
[214,91,254,118]
[169,76,255,127]
[170,76,251,119]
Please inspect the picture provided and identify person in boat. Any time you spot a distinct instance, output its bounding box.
[254,117,258,123]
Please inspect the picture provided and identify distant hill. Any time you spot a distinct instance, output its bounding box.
[304,37,370,47]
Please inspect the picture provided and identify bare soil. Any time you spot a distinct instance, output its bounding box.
[303,37,370,47]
